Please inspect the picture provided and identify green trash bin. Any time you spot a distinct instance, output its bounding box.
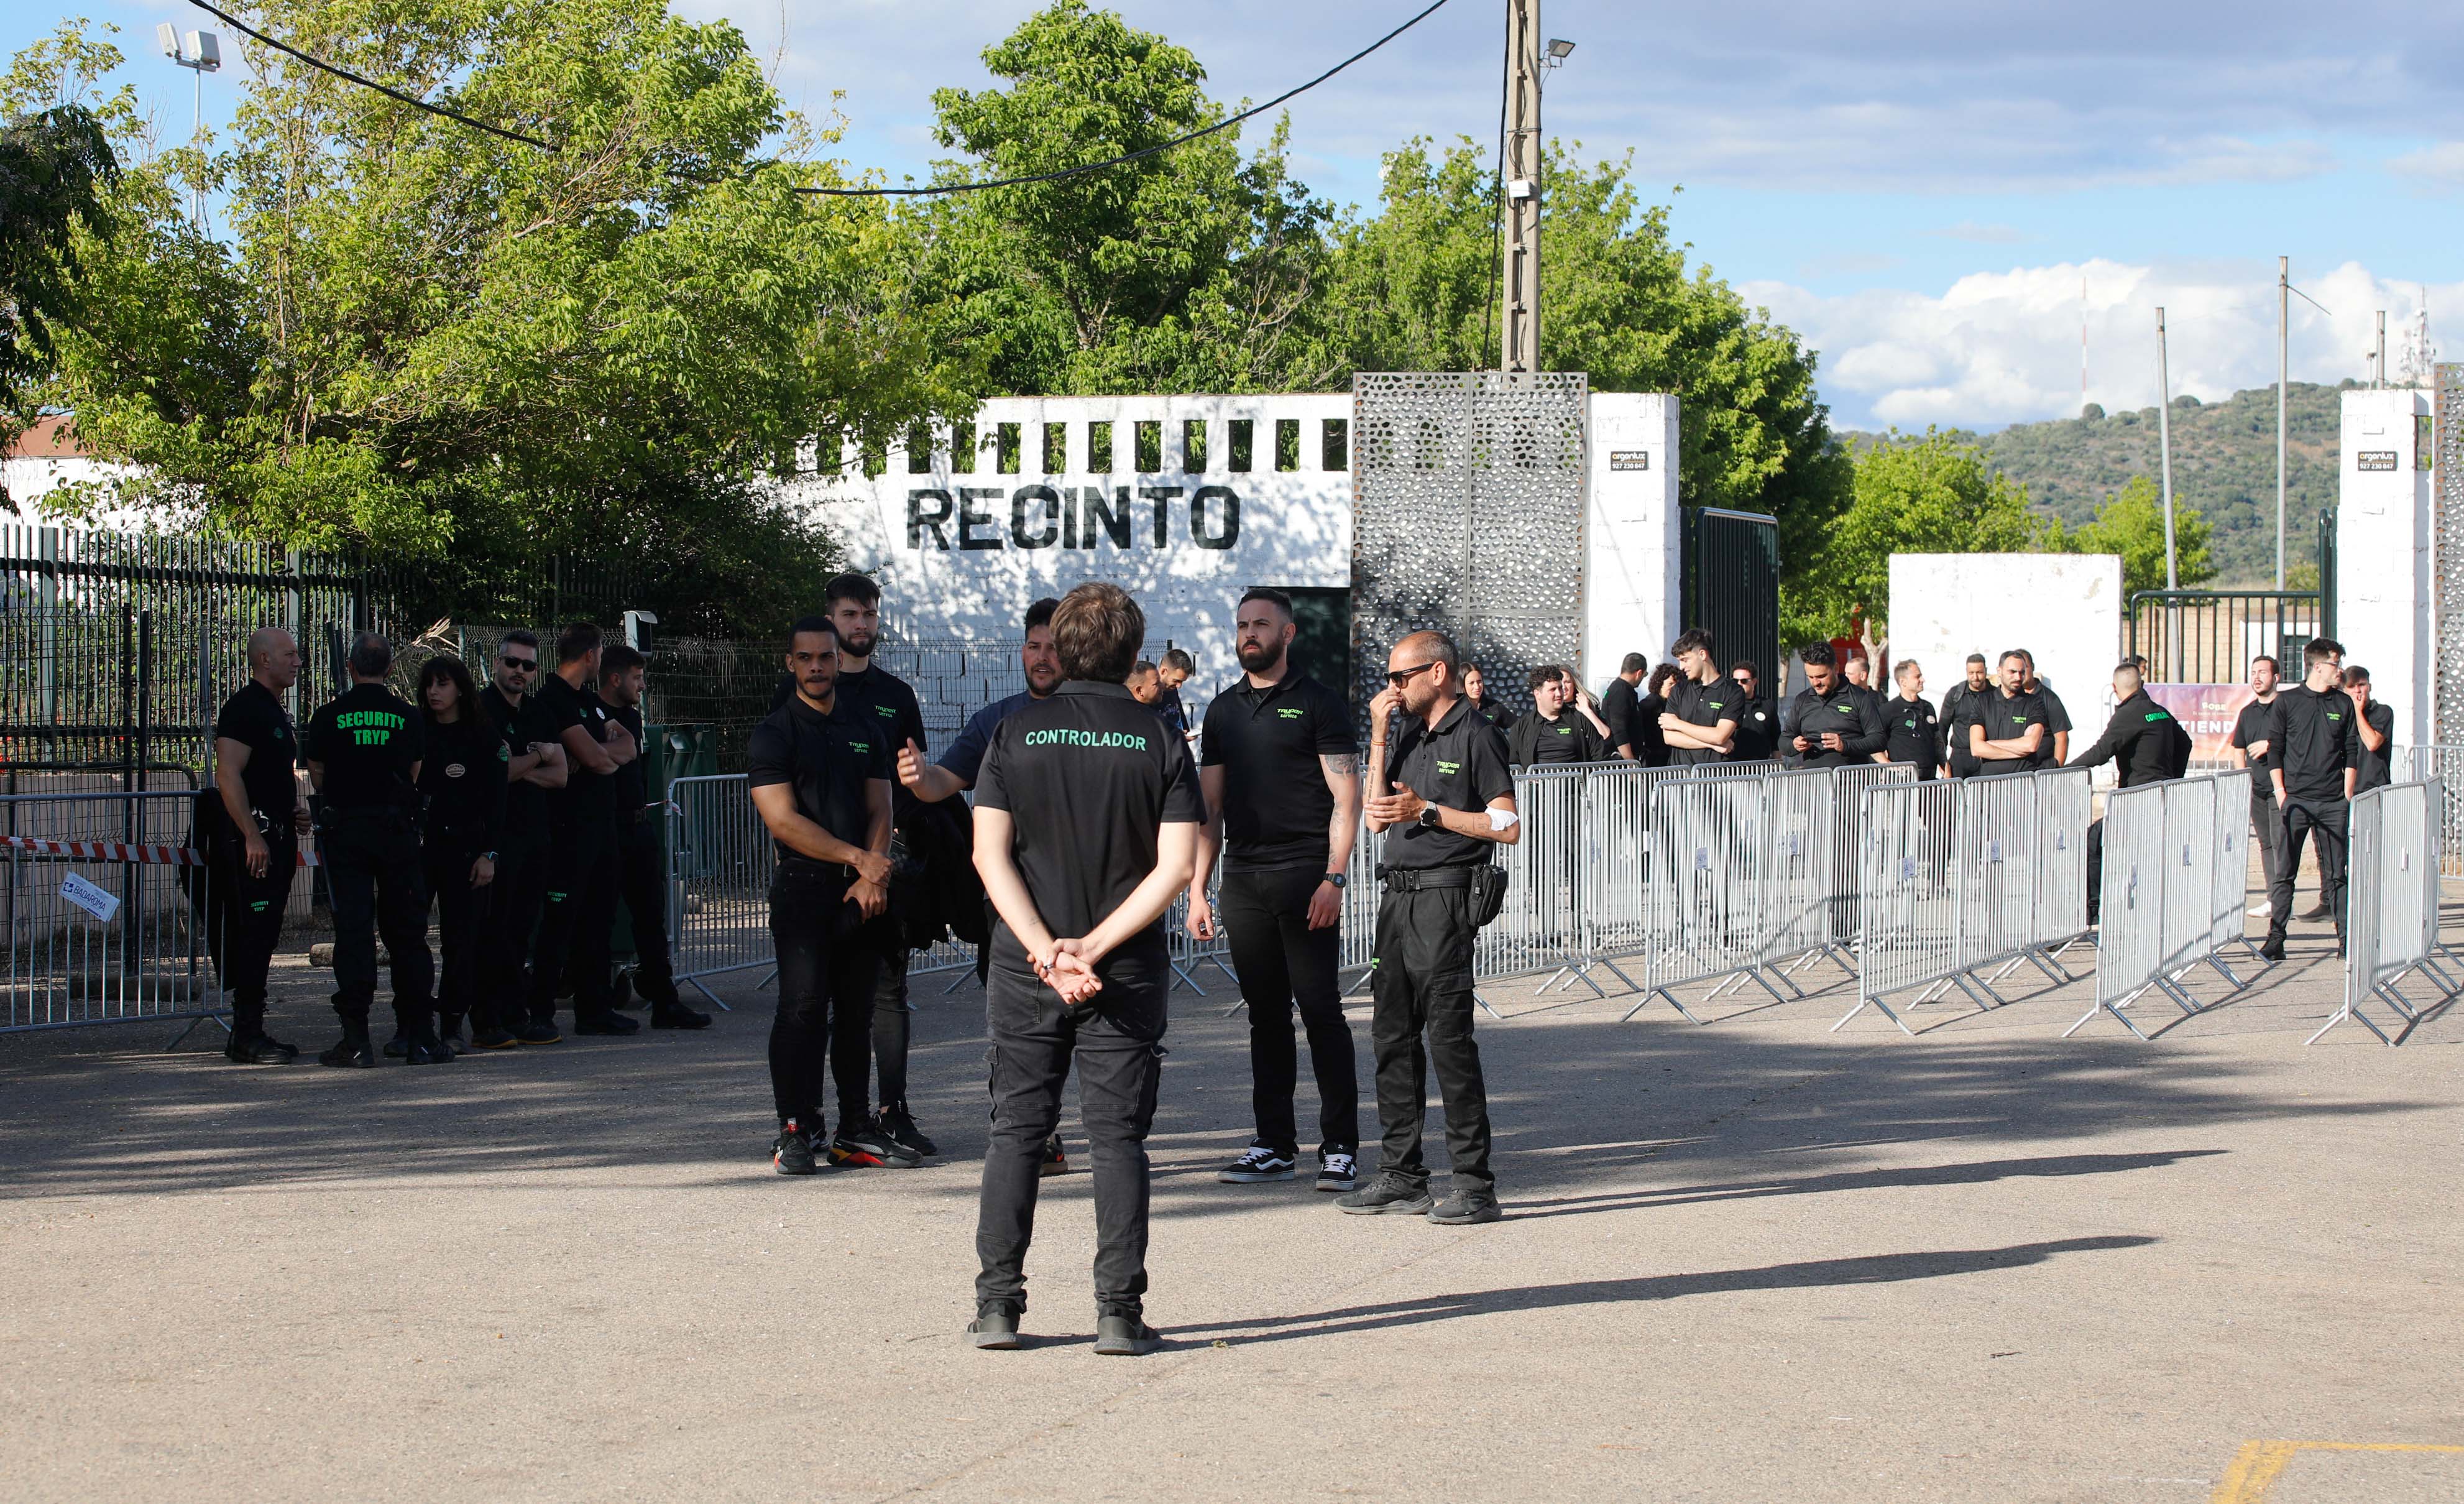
[612,723,718,967]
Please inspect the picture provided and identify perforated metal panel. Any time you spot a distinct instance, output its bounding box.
[2437,365,2464,743]
[1350,372,1587,721]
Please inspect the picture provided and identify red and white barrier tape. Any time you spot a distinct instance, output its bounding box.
[0,833,319,868]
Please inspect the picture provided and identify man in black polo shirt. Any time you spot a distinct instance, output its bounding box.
[824,572,935,1160]
[1338,629,1519,1227]
[600,644,709,1032]
[967,583,1202,1358]
[2261,637,2360,961]
[1882,660,1939,779]
[2229,655,2282,916]
[1634,663,1680,766]
[1659,627,1742,765]
[1507,665,1609,767]
[1967,652,2048,775]
[1842,651,1887,740]
[527,623,641,1039]
[1940,653,1992,777]
[477,630,567,1046]
[303,633,436,1068]
[2068,662,2194,923]
[2019,653,2072,766]
[749,616,896,1174]
[1186,587,1363,1192]
[1729,661,1779,763]
[2344,666,2395,793]
[1783,642,1885,769]
[206,626,312,1063]
[1599,653,1646,760]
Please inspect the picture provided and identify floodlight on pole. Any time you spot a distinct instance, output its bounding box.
[159,25,221,231]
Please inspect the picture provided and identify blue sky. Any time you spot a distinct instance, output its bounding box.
[12,0,2464,430]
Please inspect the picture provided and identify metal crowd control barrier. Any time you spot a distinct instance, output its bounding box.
[1839,768,2092,1033]
[666,774,773,1007]
[2067,773,2252,1040]
[2,790,223,1041]
[2312,780,2458,1045]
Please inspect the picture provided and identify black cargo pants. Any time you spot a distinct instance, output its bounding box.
[1368,869,1493,1193]
[321,809,433,1031]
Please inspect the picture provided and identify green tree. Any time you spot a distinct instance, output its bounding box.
[8,7,960,627]
[2062,474,2215,595]
[1800,430,2048,639]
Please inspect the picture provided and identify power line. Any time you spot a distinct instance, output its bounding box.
[182,0,556,152]
[796,0,1453,198]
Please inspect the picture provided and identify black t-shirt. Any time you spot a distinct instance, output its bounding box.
[1509,708,1604,767]
[1599,677,1639,756]
[532,672,613,825]
[1941,682,1992,772]
[610,703,650,815]
[213,681,298,834]
[2228,698,2278,778]
[482,683,559,844]
[1730,696,1780,763]
[2355,699,2395,791]
[1198,670,1356,873]
[973,680,1205,978]
[834,664,929,816]
[1968,687,2050,777]
[1883,694,1939,777]
[1632,691,1671,765]
[2067,689,2192,789]
[418,713,511,849]
[1381,696,1516,870]
[1784,685,1886,769]
[303,683,425,811]
[745,693,893,870]
[1665,675,1744,766]
[2264,684,2360,804]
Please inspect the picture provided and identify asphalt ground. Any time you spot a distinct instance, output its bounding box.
[3,902,2459,1504]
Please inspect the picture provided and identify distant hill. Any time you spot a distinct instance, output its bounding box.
[1842,380,2358,586]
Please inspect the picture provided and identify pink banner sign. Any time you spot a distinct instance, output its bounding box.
[2145,683,2255,764]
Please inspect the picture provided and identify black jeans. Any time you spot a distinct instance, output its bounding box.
[423,838,493,1034]
[2250,793,2284,894]
[203,831,295,1036]
[482,834,548,1025]
[1368,883,1493,1191]
[768,867,883,1130]
[976,952,1166,1317]
[617,820,678,1007]
[321,811,433,1030]
[1219,865,1356,1156]
[870,939,914,1107]
[2268,798,2348,938]
[530,814,619,1024]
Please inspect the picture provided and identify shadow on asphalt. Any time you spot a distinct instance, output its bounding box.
[1499,1148,2226,1221]
[1165,1235,2162,1345]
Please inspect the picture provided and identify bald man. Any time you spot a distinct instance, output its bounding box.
[208,627,313,1063]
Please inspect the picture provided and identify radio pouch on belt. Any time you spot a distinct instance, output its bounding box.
[1468,861,1509,928]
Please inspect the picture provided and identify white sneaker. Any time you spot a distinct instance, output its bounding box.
[1315,1151,1359,1193]
[2245,903,2268,916]
[1217,1144,1297,1183]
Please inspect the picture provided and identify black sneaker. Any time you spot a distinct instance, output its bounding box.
[832,1119,921,1169]
[967,1303,1023,1350]
[1335,1174,1435,1216]
[573,1011,641,1036]
[2299,901,2332,922]
[402,1031,458,1066]
[650,1002,711,1030]
[223,1033,297,1065]
[513,1021,563,1045]
[381,1029,410,1059]
[318,1030,378,1069]
[773,1120,819,1176]
[2258,933,2287,962]
[1427,1188,1502,1225]
[1218,1143,1298,1184]
[1040,1135,1070,1178]
[1315,1150,1359,1193]
[881,1102,938,1158]
[1093,1314,1159,1357]
[471,1025,520,1050]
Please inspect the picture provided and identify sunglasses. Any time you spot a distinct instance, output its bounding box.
[1385,661,1438,688]
[500,656,537,671]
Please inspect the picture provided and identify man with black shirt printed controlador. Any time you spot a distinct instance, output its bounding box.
[1881,660,1939,779]
[899,597,1075,1178]
[1967,652,2049,776]
[1185,587,1364,1193]
[1339,629,1520,1228]
[2228,655,2284,917]
[526,624,641,1040]
[749,616,896,1175]
[1507,665,1610,767]
[966,583,1202,1358]
[1783,642,1885,770]
[1940,654,1993,778]
[2260,637,2361,961]
[303,634,438,1068]
[477,630,568,1046]
[206,627,314,1064]
[1659,627,1742,766]
[600,643,710,1033]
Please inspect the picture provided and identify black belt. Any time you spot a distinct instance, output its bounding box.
[1376,863,1479,892]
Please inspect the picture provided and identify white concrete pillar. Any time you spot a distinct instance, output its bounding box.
[2336,389,2434,745]
[1583,392,1681,688]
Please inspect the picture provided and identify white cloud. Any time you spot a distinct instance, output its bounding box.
[2389,142,2464,190]
[1746,260,2464,433]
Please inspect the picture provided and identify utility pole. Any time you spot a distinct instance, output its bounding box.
[2276,256,2287,589]
[2156,307,2179,591]
[2375,310,2387,389]
[1498,0,1542,374]
[156,24,220,232]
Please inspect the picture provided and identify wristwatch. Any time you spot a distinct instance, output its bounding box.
[1417,805,1443,830]
[480,851,497,863]
[1322,872,1348,890]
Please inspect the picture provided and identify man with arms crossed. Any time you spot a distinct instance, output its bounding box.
[1967,652,2049,775]
[1186,588,1363,1192]
[1339,630,1519,1227]
[967,583,1201,1357]
[477,630,568,1046]
[1659,627,1742,766]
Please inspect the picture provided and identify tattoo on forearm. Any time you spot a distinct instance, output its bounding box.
[1322,754,1359,778]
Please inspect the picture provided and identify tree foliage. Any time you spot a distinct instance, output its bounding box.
[2060,474,2214,596]
[1803,429,2049,639]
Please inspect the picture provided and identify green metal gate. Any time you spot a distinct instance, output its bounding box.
[1681,507,1781,680]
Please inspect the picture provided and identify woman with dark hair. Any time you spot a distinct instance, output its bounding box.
[408,654,510,1053]
[1634,663,1681,767]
